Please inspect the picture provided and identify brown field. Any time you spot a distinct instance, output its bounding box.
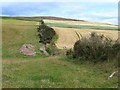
[53,27,119,49]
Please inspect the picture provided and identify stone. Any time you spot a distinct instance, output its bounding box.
[20,44,36,56]
[39,44,49,56]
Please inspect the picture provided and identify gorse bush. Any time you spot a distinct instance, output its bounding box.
[37,20,56,45]
[37,20,58,55]
[112,39,120,58]
[66,49,74,58]
[46,43,59,55]
[67,32,120,62]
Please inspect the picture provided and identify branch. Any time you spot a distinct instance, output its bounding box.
[108,71,118,79]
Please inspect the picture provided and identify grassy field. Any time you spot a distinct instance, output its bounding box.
[3,57,118,88]
[2,18,118,88]
[46,22,118,30]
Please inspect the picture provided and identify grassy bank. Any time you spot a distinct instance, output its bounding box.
[3,56,118,88]
[2,18,118,88]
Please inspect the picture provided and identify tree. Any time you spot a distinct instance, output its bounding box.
[37,20,56,45]
[37,20,56,55]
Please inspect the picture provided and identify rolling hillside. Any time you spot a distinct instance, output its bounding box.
[2,17,118,49]
[2,17,118,88]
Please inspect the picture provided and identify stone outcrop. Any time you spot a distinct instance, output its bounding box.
[39,44,49,56]
[20,44,36,56]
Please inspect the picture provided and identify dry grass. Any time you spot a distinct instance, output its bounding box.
[53,27,119,49]
[44,19,117,27]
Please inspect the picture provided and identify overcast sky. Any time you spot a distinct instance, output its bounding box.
[1,0,119,24]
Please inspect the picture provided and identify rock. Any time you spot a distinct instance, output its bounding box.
[39,44,49,56]
[20,44,36,56]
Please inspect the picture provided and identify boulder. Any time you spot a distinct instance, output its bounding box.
[20,44,36,56]
[39,44,49,56]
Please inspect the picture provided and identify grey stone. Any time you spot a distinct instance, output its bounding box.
[20,44,36,56]
[39,44,49,56]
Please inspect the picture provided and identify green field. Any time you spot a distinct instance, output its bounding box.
[2,18,118,88]
[46,22,118,30]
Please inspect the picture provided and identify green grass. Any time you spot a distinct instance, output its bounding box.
[2,18,118,88]
[2,18,37,25]
[3,57,118,88]
[2,17,118,30]
[46,23,118,30]
[2,18,41,58]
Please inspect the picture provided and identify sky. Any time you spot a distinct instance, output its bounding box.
[1,0,119,25]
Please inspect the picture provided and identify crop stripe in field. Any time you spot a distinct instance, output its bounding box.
[3,17,117,30]
[46,23,118,30]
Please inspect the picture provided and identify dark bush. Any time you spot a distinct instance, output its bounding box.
[67,32,120,62]
[46,43,59,55]
[66,49,74,58]
[112,38,120,56]
[37,20,58,55]
[37,20,56,45]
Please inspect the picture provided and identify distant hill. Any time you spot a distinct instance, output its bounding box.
[1,16,117,26]
[1,16,86,22]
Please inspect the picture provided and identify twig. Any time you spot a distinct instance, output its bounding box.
[108,71,118,79]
